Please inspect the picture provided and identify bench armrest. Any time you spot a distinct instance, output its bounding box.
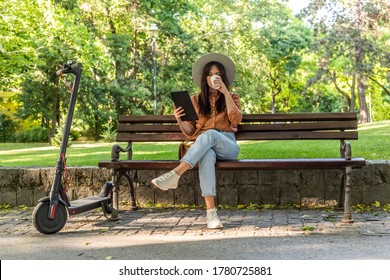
[341,141,352,160]
[111,143,132,161]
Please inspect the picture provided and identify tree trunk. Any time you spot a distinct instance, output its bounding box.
[131,1,138,80]
[106,6,123,115]
[350,73,356,112]
[354,0,370,123]
[269,71,281,114]
[94,114,99,141]
[330,70,353,111]
[271,92,276,114]
[132,28,138,79]
[356,70,369,122]
[51,61,61,140]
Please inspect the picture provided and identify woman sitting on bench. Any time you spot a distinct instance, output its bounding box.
[151,53,242,229]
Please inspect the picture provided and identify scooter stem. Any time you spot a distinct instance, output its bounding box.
[49,62,82,219]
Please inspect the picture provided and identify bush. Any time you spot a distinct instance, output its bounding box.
[50,125,73,147]
[100,123,117,142]
[14,126,48,142]
[0,114,17,142]
[69,130,81,141]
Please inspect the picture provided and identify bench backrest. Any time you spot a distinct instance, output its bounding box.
[116,112,358,142]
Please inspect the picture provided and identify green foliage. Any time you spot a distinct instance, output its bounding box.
[352,201,387,213]
[302,225,315,231]
[0,203,11,210]
[14,126,48,142]
[323,216,336,222]
[0,203,29,213]
[0,114,17,142]
[352,201,390,212]
[301,0,390,122]
[100,123,117,142]
[50,125,73,147]
[69,130,81,141]
[383,204,390,212]
[1,0,389,141]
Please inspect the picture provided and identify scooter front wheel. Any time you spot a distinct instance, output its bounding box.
[32,201,68,234]
[99,181,114,214]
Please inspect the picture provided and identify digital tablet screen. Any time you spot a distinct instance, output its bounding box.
[170,91,199,121]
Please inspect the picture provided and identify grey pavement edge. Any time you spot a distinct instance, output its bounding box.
[1,206,390,260]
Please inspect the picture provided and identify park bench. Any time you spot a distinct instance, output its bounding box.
[98,112,366,223]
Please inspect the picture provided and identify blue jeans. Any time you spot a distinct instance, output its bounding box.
[180,129,240,196]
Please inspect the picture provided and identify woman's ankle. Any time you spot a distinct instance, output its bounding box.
[174,162,191,176]
[204,196,216,210]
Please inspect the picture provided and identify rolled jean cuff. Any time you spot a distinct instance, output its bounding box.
[202,193,216,197]
[180,159,194,169]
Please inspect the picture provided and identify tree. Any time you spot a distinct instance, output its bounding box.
[3,0,389,144]
[302,0,390,122]
[8,0,118,141]
[0,0,43,91]
[258,17,312,113]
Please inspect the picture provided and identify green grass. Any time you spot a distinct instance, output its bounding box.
[0,120,389,167]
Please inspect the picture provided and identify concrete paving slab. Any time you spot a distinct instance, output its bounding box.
[1,207,390,260]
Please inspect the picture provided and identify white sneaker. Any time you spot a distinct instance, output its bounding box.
[151,171,180,191]
[206,208,223,229]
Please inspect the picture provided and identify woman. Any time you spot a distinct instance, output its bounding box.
[151,53,242,229]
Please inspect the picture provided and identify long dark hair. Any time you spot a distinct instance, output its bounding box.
[198,61,231,116]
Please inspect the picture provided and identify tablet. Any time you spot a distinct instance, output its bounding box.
[170,91,199,121]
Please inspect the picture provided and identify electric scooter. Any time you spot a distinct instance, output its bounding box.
[32,61,114,234]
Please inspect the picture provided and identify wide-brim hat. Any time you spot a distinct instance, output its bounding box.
[192,53,236,87]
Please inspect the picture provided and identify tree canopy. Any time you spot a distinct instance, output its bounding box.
[1,0,389,142]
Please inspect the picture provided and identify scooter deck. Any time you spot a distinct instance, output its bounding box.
[68,196,110,215]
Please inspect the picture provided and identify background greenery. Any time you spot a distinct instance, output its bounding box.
[1,0,390,144]
[1,120,388,167]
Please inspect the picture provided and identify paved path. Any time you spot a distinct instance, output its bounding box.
[1,206,390,260]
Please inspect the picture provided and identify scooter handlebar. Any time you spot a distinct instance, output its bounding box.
[56,61,82,76]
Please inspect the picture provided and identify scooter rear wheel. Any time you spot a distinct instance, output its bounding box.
[32,201,68,234]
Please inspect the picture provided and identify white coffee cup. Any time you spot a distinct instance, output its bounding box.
[210,75,220,89]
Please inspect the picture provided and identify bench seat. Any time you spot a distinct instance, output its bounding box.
[99,158,366,170]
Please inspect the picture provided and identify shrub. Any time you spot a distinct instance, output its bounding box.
[50,125,73,147]
[69,130,81,141]
[14,126,48,142]
[0,114,17,142]
[100,123,117,142]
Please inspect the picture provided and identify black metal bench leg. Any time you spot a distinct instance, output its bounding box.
[110,169,119,220]
[338,172,345,208]
[342,166,354,223]
[123,171,138,210]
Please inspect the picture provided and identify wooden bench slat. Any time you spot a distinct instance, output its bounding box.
[118,113,358,124]
[237,121,357,132]
[119,115,176,123]
[116,131,358,142]
[117,121,357,134]
[241,112,358,122]
[116,133,186,142]
[236,131,358,140]
[98,158,366,170]
[118,124,181,133]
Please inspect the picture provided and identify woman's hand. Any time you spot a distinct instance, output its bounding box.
[174,106,186,124]
[174,106,195,135]
[212,76,229,96]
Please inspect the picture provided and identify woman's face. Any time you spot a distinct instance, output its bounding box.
[206,64,221,89]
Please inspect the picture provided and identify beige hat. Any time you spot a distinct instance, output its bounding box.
[192,53,236,87]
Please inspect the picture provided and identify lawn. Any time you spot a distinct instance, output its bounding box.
[0,120,389,167]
